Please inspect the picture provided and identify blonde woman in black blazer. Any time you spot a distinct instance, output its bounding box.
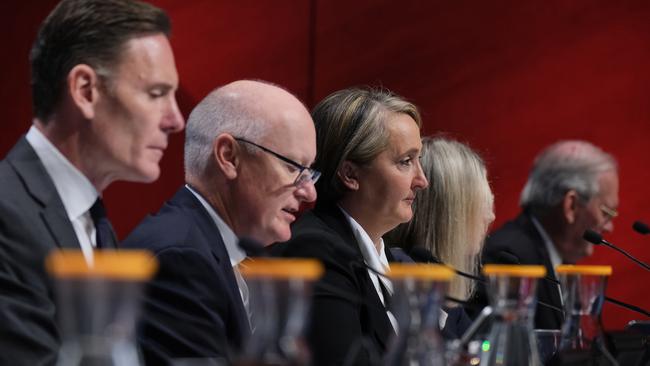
[272,87,428,366]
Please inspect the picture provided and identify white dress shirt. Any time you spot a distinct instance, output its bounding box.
[338,206,398,332]
[185,185,252,329]
[26,126,98,265]
[530,215,563,303]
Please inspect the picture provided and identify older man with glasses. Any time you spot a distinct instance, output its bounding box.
[122,80,318,364]
[473,140,619,330]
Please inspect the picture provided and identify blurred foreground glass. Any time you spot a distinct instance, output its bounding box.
[551,265,613,365]
[237,258,323,366]
[478,265,546,366]
[46,250,158,366]
[383,264,455,366]
[534,329,561,364]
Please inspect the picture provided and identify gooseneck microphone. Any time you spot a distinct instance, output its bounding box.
[583,229,650,271]
[633,221,650,235]
[498,250,650,318]
[328,243,478,308]
[411,247,563,313]
[409,247,486,284]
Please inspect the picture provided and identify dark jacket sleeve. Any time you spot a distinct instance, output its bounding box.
[0,199,67,366]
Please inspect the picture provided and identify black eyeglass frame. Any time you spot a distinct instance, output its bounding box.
[234,137,321,186]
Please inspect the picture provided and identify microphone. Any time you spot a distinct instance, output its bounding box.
[633,221,650,235]
[583,229,650,271]
[500,250,650,318]
[409,246,486,284]
[605,297,650,318]
[331,243,473,308]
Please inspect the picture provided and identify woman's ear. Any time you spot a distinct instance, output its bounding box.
[337,160,360,191]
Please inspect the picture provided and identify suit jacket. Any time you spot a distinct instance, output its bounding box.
[270,203,396,366]
[0,137,81,366]
[122,186,250,365]
[476,212,564,330]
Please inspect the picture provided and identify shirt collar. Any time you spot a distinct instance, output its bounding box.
[25,125,98,220]
[530,214,562,274]
[338,206,389,274]
[186,184,245,266]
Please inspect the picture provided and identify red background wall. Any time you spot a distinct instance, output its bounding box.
[3,0,649,330]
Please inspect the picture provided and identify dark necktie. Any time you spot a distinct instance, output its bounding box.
[379,279,392,310]
[89,198,117,249]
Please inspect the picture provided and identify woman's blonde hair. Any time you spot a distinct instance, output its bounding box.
[311,87,421,203]
[386,137,494,300]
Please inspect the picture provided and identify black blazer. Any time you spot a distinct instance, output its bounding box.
[475,212,564,330]
[270,204,396,366]
[0,138,82,366]
[122,187,250,365]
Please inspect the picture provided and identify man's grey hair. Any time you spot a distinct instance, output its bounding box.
[520,140,617,213]
[184,87,266,179]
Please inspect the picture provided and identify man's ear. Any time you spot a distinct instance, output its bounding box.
[213,134,239,180]
[337,160,360,191]
[562,190,579,224]
[67,64,100,120]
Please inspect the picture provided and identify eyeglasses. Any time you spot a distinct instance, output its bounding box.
[234,137,321,187]
[600,204,618,221]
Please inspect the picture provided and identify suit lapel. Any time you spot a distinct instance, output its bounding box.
[314,204,394,350]
[8,138,79,249]
[176,187,251,340]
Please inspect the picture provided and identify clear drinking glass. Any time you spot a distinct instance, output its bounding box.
[46,249,158,366]
[236,258,323,366]
[383,263,455,366]
[477,265,546,366]
[554,265,612,365]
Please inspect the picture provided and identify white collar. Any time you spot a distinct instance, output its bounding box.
[186,185,245,266]
[339,206,397,332]
[338,206,390,275]
[25,125,98,221]
[530,214,562,275]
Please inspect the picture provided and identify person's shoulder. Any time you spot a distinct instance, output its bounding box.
[486,214,534,248]
[483,213,542,263]
[272,210,345,261]
[122,199,198,252]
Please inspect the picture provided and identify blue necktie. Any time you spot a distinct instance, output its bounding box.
[89,198,117,249]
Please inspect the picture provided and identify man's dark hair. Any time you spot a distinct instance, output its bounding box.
[30,0,171,121]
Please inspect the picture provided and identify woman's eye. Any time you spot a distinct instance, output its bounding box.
[399,158,413,166]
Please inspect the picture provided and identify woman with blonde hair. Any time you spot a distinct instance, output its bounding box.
[385,136,495,338]
[272,87,428,365]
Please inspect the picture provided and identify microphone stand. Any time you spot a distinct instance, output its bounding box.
[599,241,650,271]
[583,229,650,271]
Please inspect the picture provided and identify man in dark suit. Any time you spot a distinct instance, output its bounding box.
[479,140,619,330]
[0,1,184,365]
[122,80,318,364]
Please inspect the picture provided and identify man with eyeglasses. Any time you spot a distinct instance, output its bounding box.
[122,80,318,363]
[475,140,619,330]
